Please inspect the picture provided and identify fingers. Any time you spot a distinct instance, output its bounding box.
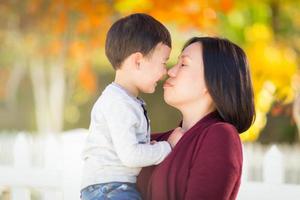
[167,127,185,148]
[150,140,157,145]
[172,127,185,135]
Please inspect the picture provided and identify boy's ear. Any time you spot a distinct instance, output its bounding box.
[132,52,144,69]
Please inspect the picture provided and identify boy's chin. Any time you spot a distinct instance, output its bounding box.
[144,88,155,94]
[141,85,156,94]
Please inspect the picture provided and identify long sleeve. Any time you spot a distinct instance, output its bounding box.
[184,123,243,200]
[101,99,171,168]
[151,131,172,141]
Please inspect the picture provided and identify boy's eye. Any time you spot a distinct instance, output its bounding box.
[181,64,186,67]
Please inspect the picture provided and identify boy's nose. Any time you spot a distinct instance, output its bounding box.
[160,70,167,80]
[159,67,167,80]
[163,67,167,75]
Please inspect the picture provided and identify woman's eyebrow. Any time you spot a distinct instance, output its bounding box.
[180,55,192,60]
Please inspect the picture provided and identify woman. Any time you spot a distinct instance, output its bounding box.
[137,37,255,200]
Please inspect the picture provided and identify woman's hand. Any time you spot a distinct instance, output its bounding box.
[167,127,185,148]
[150,140,157,145]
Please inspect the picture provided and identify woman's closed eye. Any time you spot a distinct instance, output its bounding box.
[181,63,187,67]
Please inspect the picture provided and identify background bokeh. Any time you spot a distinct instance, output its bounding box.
[1,0,300,143]
[1,1,300,200]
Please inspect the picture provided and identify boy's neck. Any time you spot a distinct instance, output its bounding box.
[114,71,139,97]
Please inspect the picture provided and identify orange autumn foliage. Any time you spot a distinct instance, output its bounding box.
[78,64,97,94]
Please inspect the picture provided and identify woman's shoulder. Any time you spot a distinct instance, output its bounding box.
[206,122,238,135]
[202,122,241,146]
[194,121,243,166]
[208,121,238,133]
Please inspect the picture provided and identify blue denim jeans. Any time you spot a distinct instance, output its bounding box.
[80,182,142,200]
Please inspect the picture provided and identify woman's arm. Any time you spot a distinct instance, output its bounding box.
[184,123,243,200]
[136,130,173,198]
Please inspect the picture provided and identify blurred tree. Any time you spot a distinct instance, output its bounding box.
[118,0,300,142]
[0,0,113,134]
[218,0,299,142]
[0,0,299,142]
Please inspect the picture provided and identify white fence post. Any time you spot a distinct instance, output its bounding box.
[3,131,299,200]
[242,143,249,182]
[42,134,62,200]
[62,129,87,200]
[11,133,31,200]
[263,145,284,184]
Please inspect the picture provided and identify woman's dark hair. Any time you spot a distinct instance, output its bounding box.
[105,13,171,69]
[183,37,255,133]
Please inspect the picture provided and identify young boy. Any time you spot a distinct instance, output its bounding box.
[80,13,183,200]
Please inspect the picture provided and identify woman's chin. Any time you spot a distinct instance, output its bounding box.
[163,93,175,106]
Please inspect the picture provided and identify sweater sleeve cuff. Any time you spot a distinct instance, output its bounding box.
[154,141,172,165]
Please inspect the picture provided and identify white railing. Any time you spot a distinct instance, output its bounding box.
[0,129,87,200]
[238,143,300,200]
[0,130,300,200]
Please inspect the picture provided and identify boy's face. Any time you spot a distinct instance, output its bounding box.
[136,43,171,93]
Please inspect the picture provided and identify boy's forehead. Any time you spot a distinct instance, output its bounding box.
[154,43,171,57]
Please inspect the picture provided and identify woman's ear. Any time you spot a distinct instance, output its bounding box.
[203,86,210,96]
[203,88,208,93]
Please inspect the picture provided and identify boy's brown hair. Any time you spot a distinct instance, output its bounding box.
[105,13,171,69]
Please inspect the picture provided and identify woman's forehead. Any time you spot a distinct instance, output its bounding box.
[181,42,202,59]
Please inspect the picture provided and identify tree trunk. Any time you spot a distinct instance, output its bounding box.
[293,94,300,141]
[30,58,52,134]
[30,58,66,134]
[5,62,26,110]
[49,60,65,133]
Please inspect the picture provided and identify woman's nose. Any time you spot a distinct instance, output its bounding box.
[167,65,178,77]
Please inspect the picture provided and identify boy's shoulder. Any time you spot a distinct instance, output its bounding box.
[97,83,140,111]
[101,83,134,101]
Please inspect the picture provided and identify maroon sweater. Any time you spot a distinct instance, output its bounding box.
[137,112,243,200]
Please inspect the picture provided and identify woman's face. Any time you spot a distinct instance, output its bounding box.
[163,42,209,108]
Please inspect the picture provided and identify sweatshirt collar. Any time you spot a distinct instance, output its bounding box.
[110,82,146,106]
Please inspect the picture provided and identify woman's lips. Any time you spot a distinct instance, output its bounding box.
[163,81,174,88]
